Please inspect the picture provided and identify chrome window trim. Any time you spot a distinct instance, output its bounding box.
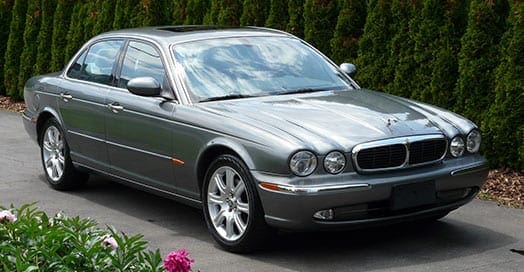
[352,134,448,173]
[62,35,186,103]
[63,38,125,87]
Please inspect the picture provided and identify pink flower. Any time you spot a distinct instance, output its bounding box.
[0,210,17,223]
[101,236,118,249]
[163,249,194,272]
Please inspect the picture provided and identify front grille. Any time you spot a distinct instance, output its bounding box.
[356,144,406,169]
[409,139,447,164]
[353,135,447,172]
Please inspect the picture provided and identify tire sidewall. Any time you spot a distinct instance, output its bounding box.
[202,155,263,250]
[39,118,71,186]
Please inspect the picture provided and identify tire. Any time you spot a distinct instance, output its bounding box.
[39,118,89,190]
[202,154,273,253]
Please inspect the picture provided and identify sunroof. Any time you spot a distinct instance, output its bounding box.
[156,25,242,33]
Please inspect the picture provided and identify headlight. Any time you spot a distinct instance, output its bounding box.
[466,130,481,153]
[450,136,465,157]
[324,151,346,174]
[289,151,317,176]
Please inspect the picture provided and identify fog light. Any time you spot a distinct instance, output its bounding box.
[313,209,334,220]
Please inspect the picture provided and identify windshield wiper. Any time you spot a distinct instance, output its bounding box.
[199,94,258,102]
[275,88,328,95]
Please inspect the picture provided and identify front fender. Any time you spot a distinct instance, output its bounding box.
[199,137,256,169]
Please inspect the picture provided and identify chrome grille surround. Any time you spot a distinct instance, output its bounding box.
[352,134,448,173]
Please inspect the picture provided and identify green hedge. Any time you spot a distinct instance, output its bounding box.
[1,0,522,169]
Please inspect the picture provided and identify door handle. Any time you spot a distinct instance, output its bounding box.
[59,93,73,102]
[107,102,124,113]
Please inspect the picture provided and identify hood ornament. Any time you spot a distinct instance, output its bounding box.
[386,118,399,127]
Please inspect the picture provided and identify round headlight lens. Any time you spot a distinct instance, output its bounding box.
[450,136,465,157]
[466,130,481,153]
[324,151,346,174]
[290,151,317,176]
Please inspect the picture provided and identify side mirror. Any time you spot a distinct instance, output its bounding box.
[340,63,357,76]
[127,77,161,97]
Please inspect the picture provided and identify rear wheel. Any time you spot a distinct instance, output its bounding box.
[40,118,88,190]
[202,154,272,253]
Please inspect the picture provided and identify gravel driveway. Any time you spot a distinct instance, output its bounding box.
[1,110,523,272]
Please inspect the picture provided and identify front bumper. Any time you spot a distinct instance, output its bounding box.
[253,155,488,230]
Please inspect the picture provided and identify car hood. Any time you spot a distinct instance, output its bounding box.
[195,89,475,152]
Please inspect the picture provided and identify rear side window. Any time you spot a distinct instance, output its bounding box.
[118,41,166,89]
[67,40,123,86]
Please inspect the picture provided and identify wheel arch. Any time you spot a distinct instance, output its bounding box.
[196,138,255,193]
[36,108,63,145]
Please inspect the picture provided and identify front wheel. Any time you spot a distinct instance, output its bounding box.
[40,118,88,190]
[202,155,272,253]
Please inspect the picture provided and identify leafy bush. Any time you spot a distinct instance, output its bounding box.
[0,204,194,272]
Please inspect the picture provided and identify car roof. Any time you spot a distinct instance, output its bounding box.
[95,26,292,45]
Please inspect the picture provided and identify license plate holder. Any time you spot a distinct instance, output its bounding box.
[391,180,436,210]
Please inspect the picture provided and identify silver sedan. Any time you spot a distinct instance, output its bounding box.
[22,26,488,252]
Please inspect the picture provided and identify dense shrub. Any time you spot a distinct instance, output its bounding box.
[426,0,468,109]
[203,0,220,24]
[483,1,523,170]
[286,0,304,37]
[185,0,209,24]
[50,0,74,72]
[173,0,187,25]
[34,0,55,76]
[93,0,116,35]
[64,3,87,64]
[0,204,195,272]
[0,0,14,95]
[217,0,242,26]
[16,0,42,99]
[387,0,421,98]
[355,0,393,90]
[136,0,172,27]
[81,2,97,42]
[455,0,509,124]
[303,0,338,55]
[265,0,288,30]
[3,0,27,99]
[240,0,268,26]
[330,0,366,64]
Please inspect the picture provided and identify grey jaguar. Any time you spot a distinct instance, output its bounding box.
[22,26,488,252]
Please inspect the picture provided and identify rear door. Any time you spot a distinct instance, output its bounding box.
[59,39,124,171]
[105,40,176,190]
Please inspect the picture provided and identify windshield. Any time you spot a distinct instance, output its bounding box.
[173,36,353,102]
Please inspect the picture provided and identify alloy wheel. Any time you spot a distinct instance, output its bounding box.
[42,126,65,182]
[207,166,250,241]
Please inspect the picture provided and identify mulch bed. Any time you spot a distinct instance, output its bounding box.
[479,169,524,209]
[1,95,522,208]
[0,95,25,113]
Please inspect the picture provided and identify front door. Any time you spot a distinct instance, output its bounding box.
[105,40,176,190]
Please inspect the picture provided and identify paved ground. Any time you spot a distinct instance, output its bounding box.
[1,110,523,272]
